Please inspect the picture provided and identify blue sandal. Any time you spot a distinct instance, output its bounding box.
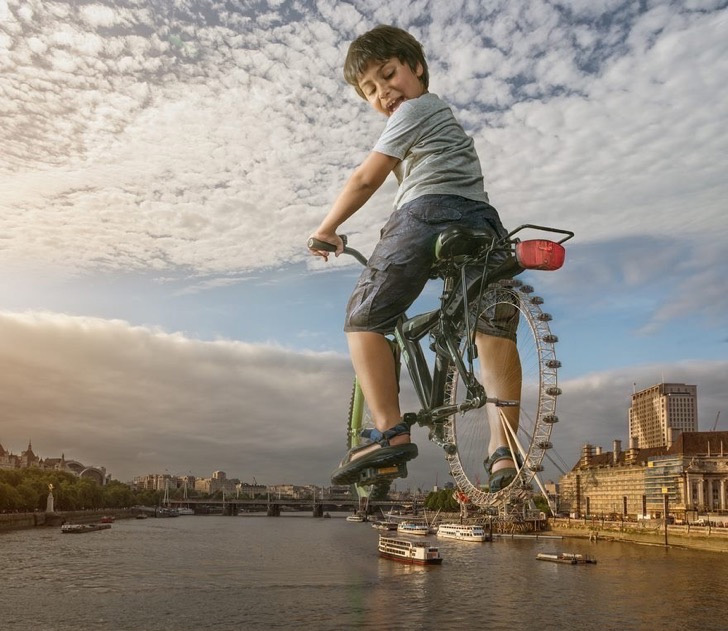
[484,446,522,491]
[331,421,418,485]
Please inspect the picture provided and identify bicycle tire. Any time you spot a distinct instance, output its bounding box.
[442,278,560,510]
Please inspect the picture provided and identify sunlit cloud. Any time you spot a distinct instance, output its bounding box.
[0,311,352,483]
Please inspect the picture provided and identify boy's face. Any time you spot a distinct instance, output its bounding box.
[357,57,426,117]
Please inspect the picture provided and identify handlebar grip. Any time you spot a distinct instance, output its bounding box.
[307,235,347,251]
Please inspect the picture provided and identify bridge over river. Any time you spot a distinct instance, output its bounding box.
[161,497,423,517]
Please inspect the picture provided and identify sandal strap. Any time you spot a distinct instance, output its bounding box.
[360,422,410,446]
[484,446,522,473]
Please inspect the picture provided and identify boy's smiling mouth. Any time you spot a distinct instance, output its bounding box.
[387,96,405,114]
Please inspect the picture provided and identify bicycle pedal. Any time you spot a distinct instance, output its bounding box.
[402,412,418,428]
[358,462,408,486]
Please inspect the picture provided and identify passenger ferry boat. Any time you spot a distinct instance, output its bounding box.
[378,536,443,565]
[396,521,429,536]
[436,523,490,542]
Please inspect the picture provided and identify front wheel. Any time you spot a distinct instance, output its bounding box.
[442,279,560,510]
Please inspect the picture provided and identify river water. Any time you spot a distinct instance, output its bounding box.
[1,513,726,631]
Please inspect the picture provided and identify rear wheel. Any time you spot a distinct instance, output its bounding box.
[442,279,560,510]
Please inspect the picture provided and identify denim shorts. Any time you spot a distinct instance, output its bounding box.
[344,194,518,339]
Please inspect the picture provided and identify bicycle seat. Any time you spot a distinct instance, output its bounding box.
[434,226,495,260]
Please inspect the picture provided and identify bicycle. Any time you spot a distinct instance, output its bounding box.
[308,223,573,510]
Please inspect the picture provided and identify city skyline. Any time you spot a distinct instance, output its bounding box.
[1,1,726,487]
[0,377,721,488]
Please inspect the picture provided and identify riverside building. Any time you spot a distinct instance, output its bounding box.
[628,382,697,448]
[558,382,727,521]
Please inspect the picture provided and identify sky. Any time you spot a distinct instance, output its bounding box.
[1,0,726,489]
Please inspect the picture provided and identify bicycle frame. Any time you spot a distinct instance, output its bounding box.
[389,251,501,446]
[312,223,574,445]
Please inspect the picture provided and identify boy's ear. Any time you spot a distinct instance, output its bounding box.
[415,62,424,78]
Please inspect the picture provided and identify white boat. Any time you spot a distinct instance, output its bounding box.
[436,523,490,542]
[371,520,398,531]
[378,536,443,565]
[397,521,429,536]
[61,523,112,534]
[346,514,365,522]
[176,507,195,516]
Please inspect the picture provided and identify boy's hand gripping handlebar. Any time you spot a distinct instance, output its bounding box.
[307,235,368,266]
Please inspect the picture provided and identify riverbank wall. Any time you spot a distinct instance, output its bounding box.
[0,508,134,532]
[548,517,728,553]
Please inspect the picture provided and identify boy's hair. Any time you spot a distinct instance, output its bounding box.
[344,25,429,99]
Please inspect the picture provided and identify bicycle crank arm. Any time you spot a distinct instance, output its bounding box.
[486,398,520,407]
[427,400,485,423]
[424,396,518,425]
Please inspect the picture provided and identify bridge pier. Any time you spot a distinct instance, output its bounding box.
[267,504,280,517]
[312,504,323,518]
[223,503,239,516]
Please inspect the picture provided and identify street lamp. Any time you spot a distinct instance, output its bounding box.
[662,486,669,546]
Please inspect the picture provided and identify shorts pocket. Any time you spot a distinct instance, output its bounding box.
[405,200,464,225]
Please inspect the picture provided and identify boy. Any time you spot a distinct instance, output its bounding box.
[308,25,522,491]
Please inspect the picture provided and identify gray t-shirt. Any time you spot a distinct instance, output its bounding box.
[373,93,489,209]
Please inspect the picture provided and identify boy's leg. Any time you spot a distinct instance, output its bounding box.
[475,332,522,482]
[330,331,417,484]
[346,331,408,442]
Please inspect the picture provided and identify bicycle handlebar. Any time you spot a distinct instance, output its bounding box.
[307,235,368,265]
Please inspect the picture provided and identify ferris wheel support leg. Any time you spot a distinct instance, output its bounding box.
[500,410,527,473]
[500,410,556,516]
[530,473,556,516]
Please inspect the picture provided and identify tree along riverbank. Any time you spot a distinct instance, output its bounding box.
[0,508,135,532]
[548,517,728,553]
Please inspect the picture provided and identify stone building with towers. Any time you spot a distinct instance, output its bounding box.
[558,382,727,520]
[0,439,108,485]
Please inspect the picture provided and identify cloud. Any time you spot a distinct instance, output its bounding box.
[0,311,354,484]
[2,1,725,280]
[545,235,728,337]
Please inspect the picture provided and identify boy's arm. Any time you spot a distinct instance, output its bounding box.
[309,151,399,260]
